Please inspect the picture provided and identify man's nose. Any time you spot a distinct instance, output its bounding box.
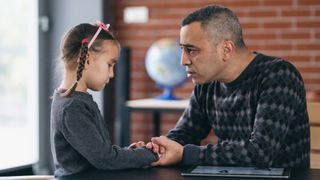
[181,51,191,66]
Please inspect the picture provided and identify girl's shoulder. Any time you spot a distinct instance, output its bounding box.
[52,91,99,125]
[52,90,96,113]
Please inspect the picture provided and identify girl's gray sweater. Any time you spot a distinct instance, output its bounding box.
[50,91,158,177]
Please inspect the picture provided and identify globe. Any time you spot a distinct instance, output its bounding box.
[145,38,187,100]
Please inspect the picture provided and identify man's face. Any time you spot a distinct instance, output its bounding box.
[180,22,226,84]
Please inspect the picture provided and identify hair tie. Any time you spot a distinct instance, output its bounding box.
[82,38,89,44]
[88,21,110,48]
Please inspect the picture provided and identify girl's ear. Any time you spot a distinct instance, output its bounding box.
[84,52,92,69]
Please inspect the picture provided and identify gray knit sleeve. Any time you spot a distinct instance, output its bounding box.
[167,87,212,146]
[60,101,158,170]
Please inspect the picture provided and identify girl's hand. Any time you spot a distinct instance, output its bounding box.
[128,141,146,149]
[146,141,166,154]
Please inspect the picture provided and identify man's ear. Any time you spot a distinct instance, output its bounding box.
[221,40,235,62]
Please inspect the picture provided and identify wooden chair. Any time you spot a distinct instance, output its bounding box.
[308,102,320,169]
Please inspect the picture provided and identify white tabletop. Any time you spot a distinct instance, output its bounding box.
[125,98,189,110]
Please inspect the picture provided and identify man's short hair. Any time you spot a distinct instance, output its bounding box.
[182,5,245,48]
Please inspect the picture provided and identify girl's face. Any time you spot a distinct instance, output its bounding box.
[84,40,120,91]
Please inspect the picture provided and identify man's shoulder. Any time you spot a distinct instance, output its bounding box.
[256,53,296,70]
[255,53,301,78]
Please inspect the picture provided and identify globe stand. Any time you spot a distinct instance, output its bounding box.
[155,87,180,100]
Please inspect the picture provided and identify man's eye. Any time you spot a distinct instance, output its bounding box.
[187,48,193,53]
[186,48,197,56]
[180,46,199,57]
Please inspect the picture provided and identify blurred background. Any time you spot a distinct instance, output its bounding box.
[0,0,319,175]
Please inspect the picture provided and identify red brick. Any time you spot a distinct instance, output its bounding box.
[263,0,294,6]
[130,92,147,99]
[132,123,153,131]
[263,21,292,28]
[142,1,215,9]
[131,62,147,71]
[244,32,278,39]
[131,86,161,93]
[246,44,262,51]
[116,23,181,31]
[150,9,190,20]
[115,0,262,9]
[116,1,214,9]
[314,55,320,61]
[296,43,320,50]
[247,10,277,17]
[175,89,193,95]
[297,67,320,73]
[281,9,311,17]
[129,76,151,83]
[131,112,150,119]
[223,0,261,7]
[241,22,260,29]
[262,44,293,51]
[282,55,312,62]
[297,20,320,28]
[233,10,246,18]
[119,33,179,42]
[281,32,311,39]
[297,0,320,6]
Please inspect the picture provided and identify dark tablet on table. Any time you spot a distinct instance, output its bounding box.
[181,166,290,179]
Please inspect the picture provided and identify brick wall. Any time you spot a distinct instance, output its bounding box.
[111,0,320,143]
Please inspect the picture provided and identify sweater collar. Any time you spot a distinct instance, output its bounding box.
[223,52,262,88]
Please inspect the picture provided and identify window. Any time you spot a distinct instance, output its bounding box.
[0,0,38,170]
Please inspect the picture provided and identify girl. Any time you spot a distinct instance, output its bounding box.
[50,22,158,177]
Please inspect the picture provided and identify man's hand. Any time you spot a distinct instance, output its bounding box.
[146,141,165,154]
[128,141,145,149]
[148,136,183,166]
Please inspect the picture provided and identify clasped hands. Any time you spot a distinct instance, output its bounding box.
[129,136,184,166]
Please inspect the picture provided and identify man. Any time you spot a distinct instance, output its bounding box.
[147,5,310,168]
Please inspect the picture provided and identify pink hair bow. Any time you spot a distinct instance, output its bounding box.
[88,21,110,48]
[97,21,110,31]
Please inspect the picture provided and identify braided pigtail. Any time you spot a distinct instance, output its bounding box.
[59,22,116,97]
[61,39,89,97]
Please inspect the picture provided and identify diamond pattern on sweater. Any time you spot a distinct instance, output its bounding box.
[167,53,310,168]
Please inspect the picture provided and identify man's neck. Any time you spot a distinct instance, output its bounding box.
[221,49,256,83]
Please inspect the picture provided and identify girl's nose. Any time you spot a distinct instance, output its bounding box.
[109,68,114,78]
